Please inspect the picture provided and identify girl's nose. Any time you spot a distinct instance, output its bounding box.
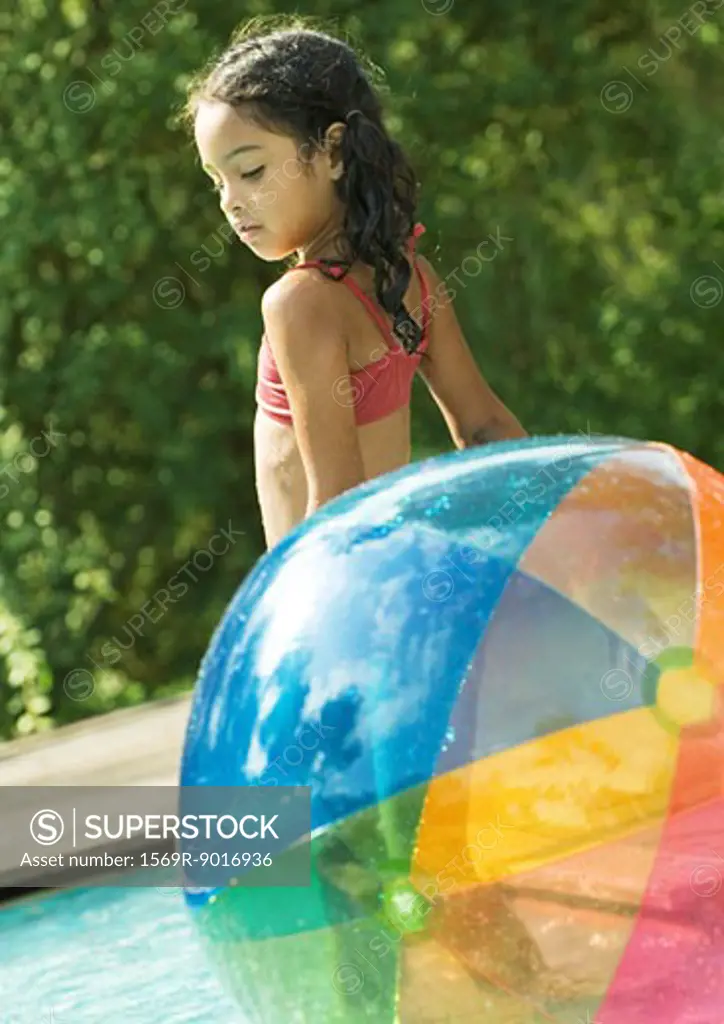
[219,180,247,218]
[219,187,238,217]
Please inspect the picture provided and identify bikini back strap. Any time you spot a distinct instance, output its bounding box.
[408,223,430,342]
[413,262,430,342]
[290,225,429,348]
[288,260,395,345]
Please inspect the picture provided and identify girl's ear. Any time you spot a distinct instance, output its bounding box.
[322,121,346,181]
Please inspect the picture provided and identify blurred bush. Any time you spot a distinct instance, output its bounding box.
[1,0,722,738]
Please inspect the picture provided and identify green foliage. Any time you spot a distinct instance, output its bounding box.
[1,0,722,738]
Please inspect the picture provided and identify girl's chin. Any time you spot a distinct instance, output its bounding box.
[243,237,290,263]
[258,249,296,264]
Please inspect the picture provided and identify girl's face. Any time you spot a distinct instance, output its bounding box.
[194,101,344,261]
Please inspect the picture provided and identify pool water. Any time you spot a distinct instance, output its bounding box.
[0,878,243,1023]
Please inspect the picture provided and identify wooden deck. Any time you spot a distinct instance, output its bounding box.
[0,694,192,787]
[0,695,193,893]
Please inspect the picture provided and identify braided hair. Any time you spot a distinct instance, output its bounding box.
[184,20,424,352]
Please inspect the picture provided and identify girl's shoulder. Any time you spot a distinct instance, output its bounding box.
[262,264,349,321]
[261,267,351,360]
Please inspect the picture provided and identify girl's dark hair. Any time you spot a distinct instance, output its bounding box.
[184,20,423,352]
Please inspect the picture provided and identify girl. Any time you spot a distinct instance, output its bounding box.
[185,21,525,550]
[185,25,531,1019]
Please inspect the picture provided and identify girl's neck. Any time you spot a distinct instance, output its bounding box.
[298,214,349,264]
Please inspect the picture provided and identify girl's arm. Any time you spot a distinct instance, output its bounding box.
[262,272,366,516]
[415,256,527,448]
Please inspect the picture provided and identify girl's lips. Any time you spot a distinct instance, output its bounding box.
[233,223,262,238]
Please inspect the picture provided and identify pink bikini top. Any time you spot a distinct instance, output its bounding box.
[256,223,430,427]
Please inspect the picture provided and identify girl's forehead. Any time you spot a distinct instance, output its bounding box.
[195,102,291,164]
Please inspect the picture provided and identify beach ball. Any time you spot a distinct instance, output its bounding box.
[181,435,724,1023]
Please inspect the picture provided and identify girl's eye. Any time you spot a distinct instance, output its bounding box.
[206,166,264,193]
